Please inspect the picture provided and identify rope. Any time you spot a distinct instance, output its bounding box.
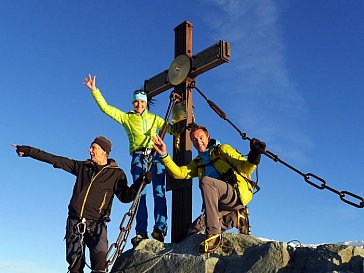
[112,248,174,273]
[287,239,303,247]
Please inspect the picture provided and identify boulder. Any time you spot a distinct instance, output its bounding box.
[111,233,364,273]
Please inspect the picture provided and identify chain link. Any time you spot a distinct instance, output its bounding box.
[269,154,364,208]
[189,82,364,208]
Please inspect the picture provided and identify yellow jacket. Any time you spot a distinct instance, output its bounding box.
[161,142,257,206]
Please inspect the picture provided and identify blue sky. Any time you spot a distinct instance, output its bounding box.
[1,1,363,272]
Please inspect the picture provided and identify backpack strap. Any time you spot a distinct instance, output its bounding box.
[215,145,260,193]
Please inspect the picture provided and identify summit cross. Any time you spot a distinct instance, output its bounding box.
[144,21,230,243]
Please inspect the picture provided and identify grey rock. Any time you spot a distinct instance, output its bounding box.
[110,233,364,273]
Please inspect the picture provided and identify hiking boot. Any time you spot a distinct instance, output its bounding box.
[199,234,222,253]
[151,228,165,243]
[237,207,250,235]
[131,233,148,247]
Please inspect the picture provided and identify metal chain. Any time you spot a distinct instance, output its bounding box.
[188,81,364,208]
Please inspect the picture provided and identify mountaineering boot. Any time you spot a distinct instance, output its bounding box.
[237,207,250,235]
[131,233,148,247]
[199,234,222,253]
[151,228,165,243]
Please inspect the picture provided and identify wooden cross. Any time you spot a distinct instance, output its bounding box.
[144,21,230,243]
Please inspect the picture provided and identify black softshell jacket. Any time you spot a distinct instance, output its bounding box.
[28,147,136,221]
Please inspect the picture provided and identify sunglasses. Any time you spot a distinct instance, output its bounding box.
[133,90,147,95]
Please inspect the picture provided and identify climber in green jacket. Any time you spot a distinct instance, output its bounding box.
[84,74,173,246]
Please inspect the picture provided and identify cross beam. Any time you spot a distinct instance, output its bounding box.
[144,41,230,97]
[143,21,230,243]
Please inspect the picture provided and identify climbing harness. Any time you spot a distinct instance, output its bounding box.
[67,218,87,273]
[67,218,108,273]
[212,144,261,194]
[187,81,364,209]
[105,91,182,272]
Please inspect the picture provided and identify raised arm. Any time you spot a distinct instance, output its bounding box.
[83,74,127,124]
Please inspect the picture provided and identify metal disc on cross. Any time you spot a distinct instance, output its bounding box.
[168,54,191,86]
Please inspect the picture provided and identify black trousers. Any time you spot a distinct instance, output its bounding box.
[65,217,108,273]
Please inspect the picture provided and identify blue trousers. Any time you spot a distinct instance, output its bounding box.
[131,153,168,235]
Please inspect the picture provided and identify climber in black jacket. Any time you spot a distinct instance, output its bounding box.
[13,136,151,273]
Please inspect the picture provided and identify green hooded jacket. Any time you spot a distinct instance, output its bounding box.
[92,88,171,155]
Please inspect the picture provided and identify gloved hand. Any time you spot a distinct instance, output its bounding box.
[15,145,31,157]
[142,170,152,184]
[135,170,152,186]
[247,138,266,165]
[131,170,153,195]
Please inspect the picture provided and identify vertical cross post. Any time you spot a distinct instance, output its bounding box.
[170,21,193,243]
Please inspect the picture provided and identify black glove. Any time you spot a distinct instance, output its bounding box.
[142,170,152,184]
[130,170,153,195]
[247,138,266,165]
[15,145,31,157]
[135,170,152,187]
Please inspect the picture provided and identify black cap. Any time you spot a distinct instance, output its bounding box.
[92,136,112,153]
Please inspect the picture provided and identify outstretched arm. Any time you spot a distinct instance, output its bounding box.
[83,74,127,125]
[152,135,197,179]
[12,144,81,175]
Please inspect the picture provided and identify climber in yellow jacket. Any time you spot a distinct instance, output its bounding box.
[152,124,266,253]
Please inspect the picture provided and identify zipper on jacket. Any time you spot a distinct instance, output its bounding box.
[80,166,108,218]
[98,192,108,214]
[142,114,147,134]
